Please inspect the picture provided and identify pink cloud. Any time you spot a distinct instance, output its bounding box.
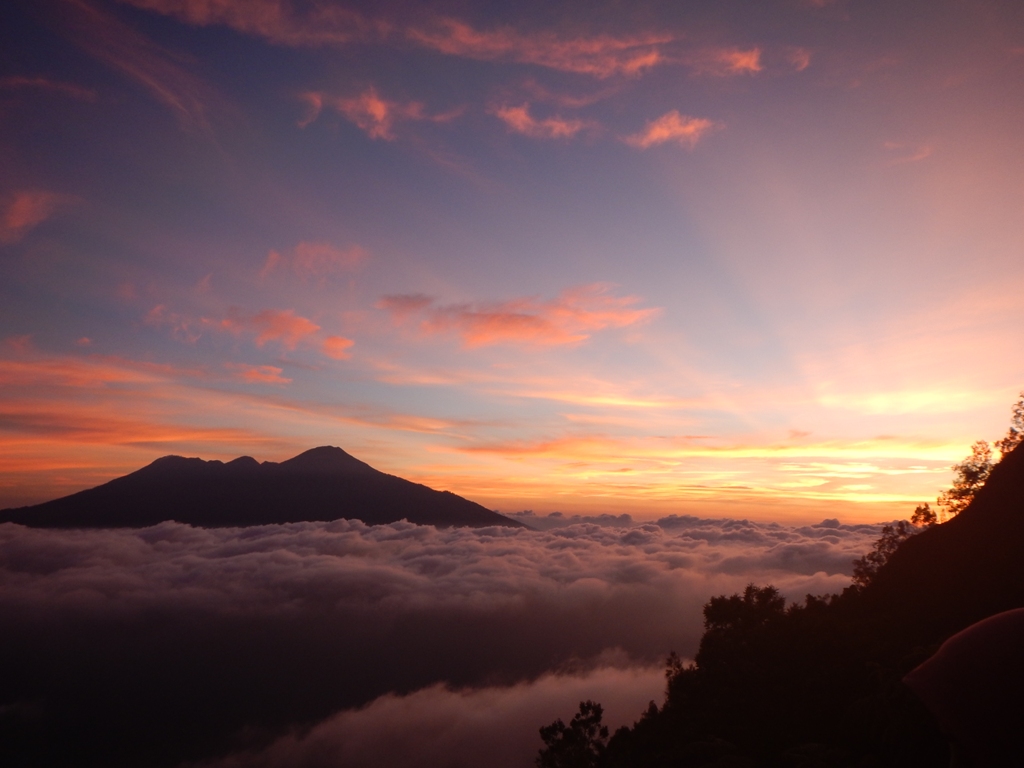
[406,19,672,78]
[492,104,592,139]
[120,2,672,81]
[261,241,366,279]
[687,47,763,77]
[147,305,321,350]
[225,363,292,385]
[519,79,618,109]
[883,141,934,165]
[3,335,34,353]
[378,284,658,348]
[623,111,718,149]
[145,304,203,343]
[787,47,812,72]
[322,336,355,360]
[301,87,459,140]
[0,191,66,244]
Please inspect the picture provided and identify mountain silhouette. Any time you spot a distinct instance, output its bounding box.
[0,446,523,529]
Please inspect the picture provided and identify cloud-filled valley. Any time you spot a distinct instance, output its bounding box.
[0,514,883,766]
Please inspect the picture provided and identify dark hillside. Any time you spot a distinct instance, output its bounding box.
[555,443,1024,767]
[860,442,1024,648]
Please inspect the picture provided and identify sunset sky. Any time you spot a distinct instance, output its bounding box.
[2,0,1023,521]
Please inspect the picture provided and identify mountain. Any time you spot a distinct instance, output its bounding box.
[0,446,524,529]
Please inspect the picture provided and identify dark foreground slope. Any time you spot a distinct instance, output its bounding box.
[861,440,1024,649]
[0,446,521,529]
[590,445,1024,767]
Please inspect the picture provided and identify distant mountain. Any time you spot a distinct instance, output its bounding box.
[0,446,524,529]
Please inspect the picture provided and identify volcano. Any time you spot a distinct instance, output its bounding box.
[0,446,524,529]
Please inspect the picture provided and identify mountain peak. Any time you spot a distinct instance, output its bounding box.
[275,446,376,474]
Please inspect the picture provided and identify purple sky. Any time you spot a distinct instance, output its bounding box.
[2,0,1024,520]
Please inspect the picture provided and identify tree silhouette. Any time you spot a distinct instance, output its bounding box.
[937,440,993,520]
[851,505,935,589]
[995,391,1024,457]
[537,700,609,768]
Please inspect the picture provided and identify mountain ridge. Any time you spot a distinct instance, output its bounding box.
[0,446,523,530]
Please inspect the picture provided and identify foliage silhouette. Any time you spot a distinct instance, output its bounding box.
[937,440,993,520]
[851,505,935,589]
[537,700,609,768]
[995,390,1024,457]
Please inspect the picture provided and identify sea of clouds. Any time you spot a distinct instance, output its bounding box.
[0,513,884,767]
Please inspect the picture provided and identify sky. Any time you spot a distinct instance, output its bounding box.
[2,0,1024,521]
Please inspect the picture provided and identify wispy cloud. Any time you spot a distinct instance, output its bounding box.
[883,141,934,165]
[519,79,619,109]
[0,191,68,244]
[120,0,385,46]
[59,0,217,132]
[492,103,593,139]
[687,47,763,76]
[300,87,459,140]
[407,19,672,78]
[623,111,718,149]
[0,75,96,100]
[261,241,366,280]
[377,284,658,348]
[787,47,812,72]
[225,363,292,385]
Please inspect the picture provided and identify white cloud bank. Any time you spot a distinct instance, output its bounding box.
[0,515,883,766]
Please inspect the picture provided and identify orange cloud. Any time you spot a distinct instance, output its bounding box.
[407,19,672,78]
[0,75,96,100]
[623,111,718,149]
[226,363,292,385]
[243,309,321,349]
[492,104,592,139]
[322,336,355,360]
[261,241,366,279]
[300,87,459,140]
[687,47,763,76]
[378,284,658,348]
[0,191,66,244]
[120,0,385,47]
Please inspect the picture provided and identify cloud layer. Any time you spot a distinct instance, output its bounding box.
[203,666,665,768]
[0,515,881,765]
